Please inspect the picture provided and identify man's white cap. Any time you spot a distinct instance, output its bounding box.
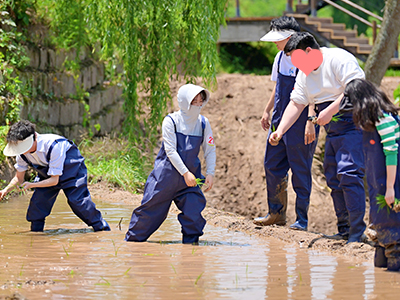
[260,29,296,42]
[3,134,34,156]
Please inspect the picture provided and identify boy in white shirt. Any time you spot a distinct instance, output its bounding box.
[0,120,110,232]
[270,32,366,243]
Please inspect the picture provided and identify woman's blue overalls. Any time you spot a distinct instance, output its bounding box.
[264,52,317,230]
[363,116,400,270]
[125,116,207,244]
[316,102,366,242]
[21,139,110,232]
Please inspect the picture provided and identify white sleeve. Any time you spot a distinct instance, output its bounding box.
[162,116,189,176]
[201,118,216,176]
[14,155,29,172]
[270,52,280,82]
[290,74,310,106]
[47,141,69,176]
[335,56,365,87]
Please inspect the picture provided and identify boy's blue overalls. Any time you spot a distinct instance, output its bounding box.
[255,52,317,230]
[317,102,366,243]
[20,139,110,232]
[125,116,207,244]
[363,118,400,271]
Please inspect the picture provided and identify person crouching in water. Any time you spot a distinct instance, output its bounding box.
[125,84,216,244]
[0,120,110,232]
[341,78,400,272]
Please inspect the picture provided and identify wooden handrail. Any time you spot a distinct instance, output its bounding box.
[338,0,383,21]
[321,0,381,29]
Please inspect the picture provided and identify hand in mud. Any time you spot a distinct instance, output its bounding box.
[269,131,281,146]
[203,175,214,192]
[0,189,7,201]
[261,111,271,131]
[183,171,197,187]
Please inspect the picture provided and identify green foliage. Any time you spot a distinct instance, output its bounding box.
[36,0,226,141]
[218,42,278,75]
[225,0,286,17]
[79,137,150,193]
[0,1,30,160]
[394,84,400,106]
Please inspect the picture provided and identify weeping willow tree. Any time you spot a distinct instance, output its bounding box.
[36,0,226,139]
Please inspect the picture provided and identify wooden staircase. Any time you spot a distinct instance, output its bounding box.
[287,13,373,62]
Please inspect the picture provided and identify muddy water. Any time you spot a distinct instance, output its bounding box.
[0,195,399,299]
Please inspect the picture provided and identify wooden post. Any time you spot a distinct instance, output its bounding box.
[236,0,240,17]
[310,0,317,17]
[286,0,294,13]
[372,20,377,43]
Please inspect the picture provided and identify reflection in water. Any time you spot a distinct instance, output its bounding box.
[0,195,399,299]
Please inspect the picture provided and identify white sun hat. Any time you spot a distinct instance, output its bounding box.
[260,29,296,42]
[3,134,34,156]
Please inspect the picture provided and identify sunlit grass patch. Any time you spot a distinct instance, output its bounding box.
[79,137,151,193]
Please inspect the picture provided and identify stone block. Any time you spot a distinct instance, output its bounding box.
[47,101,61,126]
[48,49,56,69]
[39,48,48,71]
[91,65,97,88]
[25,46,40,69]
[55,50,67,70]
[88,91,101,115]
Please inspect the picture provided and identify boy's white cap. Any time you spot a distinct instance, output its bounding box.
[3,134,34,156]
[260,29,296,42]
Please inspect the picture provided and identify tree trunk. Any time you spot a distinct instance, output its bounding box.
[364,0,400,86]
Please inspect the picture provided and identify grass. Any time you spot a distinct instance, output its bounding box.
[376,194,400,214]
[79,136,150,193]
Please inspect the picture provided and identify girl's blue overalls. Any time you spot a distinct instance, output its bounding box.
[363,116,400,269]
[21,139,110,232]
[316,102,366,242]
[264,52,317,229]
[125,116,207,244]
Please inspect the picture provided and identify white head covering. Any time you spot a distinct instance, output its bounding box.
[3,134,34,156]
[176,84,210,124]
[260,29,296,42]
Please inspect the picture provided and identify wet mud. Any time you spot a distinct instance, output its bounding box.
[0,193,399,299]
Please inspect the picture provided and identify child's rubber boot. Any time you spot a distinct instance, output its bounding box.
[374,246,387,268]
[387,257,400,272]
[31,220,45,232]
[183,234,199,245]
[93,219,111,231]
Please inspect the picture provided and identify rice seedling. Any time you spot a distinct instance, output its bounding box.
[19,264,24,277]
[62,245,69,257]
[271,124,276,132]
[95,276,111,286]
[192,247,197,255]
[170,264,177,274]
[331,114,342,123]
[123,267,131,276]
[69,270,75,278]
[194,272,204,285]
[376,195,400,214]
[195,178,205,188]
[111,239,120,257]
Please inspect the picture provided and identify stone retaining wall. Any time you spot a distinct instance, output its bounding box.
[19,45,124,141]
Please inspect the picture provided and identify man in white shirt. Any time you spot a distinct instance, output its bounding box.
[254,16,317,232]
[269,32,366,243]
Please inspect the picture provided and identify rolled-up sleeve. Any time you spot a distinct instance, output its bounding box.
[47,142,69,176]
[15,156,29,172]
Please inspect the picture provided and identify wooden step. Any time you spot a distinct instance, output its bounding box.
[346,37,370,45]
[319,23,346,31]
[307,17,332,24]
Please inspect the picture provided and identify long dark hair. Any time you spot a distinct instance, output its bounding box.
[345,78,399,131]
